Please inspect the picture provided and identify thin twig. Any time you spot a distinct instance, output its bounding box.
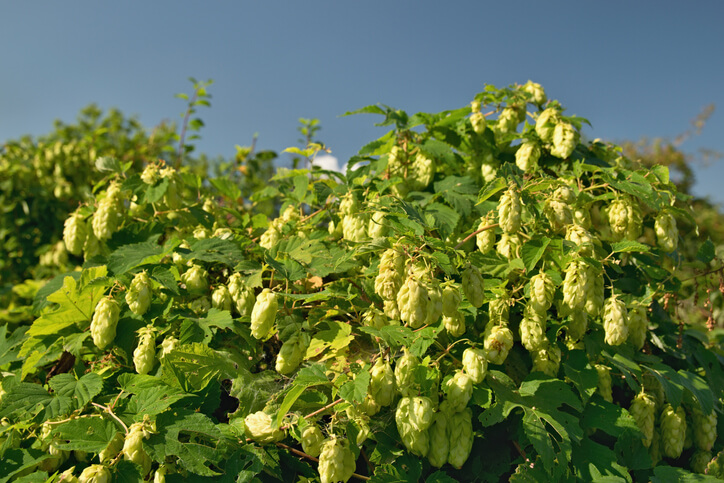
[454,223,499,250]
[304,398,344,420]
[91,402,129,433]
[176,88,200,169]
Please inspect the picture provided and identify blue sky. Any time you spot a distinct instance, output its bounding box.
[2,2,723,204]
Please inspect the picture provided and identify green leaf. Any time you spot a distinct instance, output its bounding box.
[53,417,119,452]
[652,465,723,483]
[273,384,307,429]
[210,177,242,200]
[477,177,507,204]
[47,372,103,408]
[189,237,244,267]
[95,156,122,173]
[0,382,53,419]
[409,325,441,358]
[0,448,48,483]
[123,385,192,421]
[610,240,651,254]
[696,238,716,264]
[425,202,460,238]
[161,343,235,392]
[573,439,632,482]
[107,238,168,275]
[521,237,550,272]
[0,325,26,366]
[581,399,641,438]
[339,369,370,403]
[305,321,354,361]
[563,350,598,404]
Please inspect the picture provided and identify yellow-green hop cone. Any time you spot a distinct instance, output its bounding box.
[59,467,79,483]
[655,211,678,253]
[660,404,687,459]
[374,247,405,301]
[301,424,325,458]
[395,349,419,397]
[125,271,152,316]
[341,214,369,243]
[140,163,160,185]
[550,121,579,159]
[562,258,588,314]
[211,285,232,311]
[228,273,255,317]
[649,428,662,466]
[462,347,487,384]
[78,464,111,483]
[259,220,282,249]
[532,345,561,377]
[99,432,125,464]
[498,185,522,234]
[628,302,648,350]
[275,333,309,375]
[409,396,435,432]
[444,371,472,413]
[318,438,356,483]
[566,311,588,342]
[409,152,434,191]
[496,233,521,259]
[83,228,102,260]
[595,364,613,403]
[368,211,388,238]
[603,295,629,346]
[447,408,473,469]
[442,284,462,317]
[691,450,713,474]
[629,391,656,447]
[181,265,209,293]
[535,107,560,143]
[153,465,167,483]
[424,280,443,326]
[475,217,496,254]
[484,324,514,365]
[443,312,466,338]
[244,411,285,444]
[427,411,450,468]
[91,183,123,241]
[363,306,389,330]
[520,306,547,352]
[90,297,120,350]
[607,197,642,241]
[523,80,546,105]
[488,292,511,326]
[123,422,152,475]
[515,141,541,173]
[583,263,604,317]
[544,199,573,233]
[63,212,88,256]
[396,399,430,457]
[397,276,429,329]
[250,289,278,339]
[368,358,395,409]
[470,111,487,135]
[529,272,555,314]
[133,325,157,375]
[565,224,595,256]
[462,265,484,308]
[692,406,718,452]
[496,106,523,136]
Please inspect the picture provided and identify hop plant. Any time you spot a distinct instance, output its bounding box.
[140,163,160,185]
[181,265,209,294]
[443,312,466,337]
[427,411,450,468]
[99,432,125,464]
[444,371,473,412]
[123,421,152,475]
[397,275,429,329]
[475,216,496,254]
[607,197,642,241]
[488,292,511,326]
[244,411,285,444]
[259,220,282,249]
[125,271,152,316]
[496,233,521,259]
[78,465,111,483]
[409,152,435,191]
[133,325,157,375]
[275,333,309,375]
[523,80,546,105]
[211,285,232,311]
[655,211,678,252]
[374,247,405,301]
[395,349,419,397]
[565,224,596,256]
[603,295,629,346]
[462,347,487,384]
[153,466,167,483]
[363,306,389,330]
[408,396,435,432]
[630,391,657,448]
[692,406,718,452]
[690,450,713,474]
[550,122,579,159]
[301,424,325,458]
[368,211,388,238]
[461,265,484,308]
[483,324,514,365]
[562,258,589,314]
[535,107,560,143]
[498,184,522,234]
[341,214,369,243]
[366,358,395,411]
[63,211,88,256]
[529,272,555,314]
[396,398,430,457]
[660,404,687,459]
[515,141,541,173]
[532,344,561,377]
[228,273,256,317]
[318,438,356,483]
[91,182,123,241]
[90,297,120,350]
[595,364,613,403]
[250,289,278,339]
[628,302,648,350]
[441,284,462,317]
[447,408,473,469]
[583,263,604,317]
[520,305,547,352]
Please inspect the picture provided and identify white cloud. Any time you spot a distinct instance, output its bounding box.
[312,154,341,172]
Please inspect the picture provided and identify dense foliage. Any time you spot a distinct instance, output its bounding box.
[0,82,723,482]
